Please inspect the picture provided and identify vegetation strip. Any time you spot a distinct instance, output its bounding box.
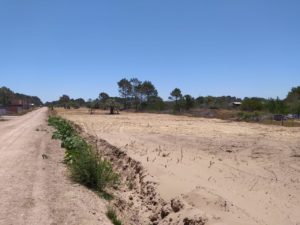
[48,116,122,224]
[45,82,300,126]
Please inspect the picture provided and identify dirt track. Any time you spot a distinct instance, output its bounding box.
[59,109,300,225]
[0,108,111,225]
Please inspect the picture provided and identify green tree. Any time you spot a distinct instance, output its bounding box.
[183,95,195,110]
[59,95,71,109]
[205,96,215,108]
[0,87,14,106]
[141,96,165,111]
[170,88,182,105]
[129,79,158,110]
[169,88,183,111]
[241,98,263,112]
[118,78,132,109]
[140,81,158,102]
[99,92,109,102]
[106,98,121,114]
[86,98,96,114]
[74,98,86,107]
[130,78,142,110]
[267,97,288,114]
[285,86,300,114]
[99,92,110,109]
[286,86,300,102]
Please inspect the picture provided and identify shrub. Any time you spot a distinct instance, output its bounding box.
[237,111,261,122]
[48,116,119,192]
[69,148,119,191]
[49,116,75,140]
[241,98,263,111]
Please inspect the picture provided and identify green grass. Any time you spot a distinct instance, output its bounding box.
[48,116,119,192]
[106,207,122,225]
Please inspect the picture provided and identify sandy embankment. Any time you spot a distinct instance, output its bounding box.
[59,109,300,225]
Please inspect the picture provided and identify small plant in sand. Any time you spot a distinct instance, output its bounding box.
[106,207,122,225]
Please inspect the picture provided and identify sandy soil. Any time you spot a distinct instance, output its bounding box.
[58,108,300,225]
[0,108,112,225]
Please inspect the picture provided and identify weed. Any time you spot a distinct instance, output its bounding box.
[69,148,119,191]
[48,116,119,193]
[127,180,134,190]
[106,207,122,225]
[98,191,114,201]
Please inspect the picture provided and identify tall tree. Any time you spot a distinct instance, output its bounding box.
[286,86,300,102]
[183,94,195,110]
[170,88,182,105]
[285,86,300,114]
[118,78,132,109]
[241,98,263,112]
[140,81,158,102]
[74,98,86,107]
[267,97,288,114]
[59,95,70,109]
[130,78,142,110]
[0,86,14,106]
[99,92,110,109]
[106,98,121,114]
[99,92,110,102]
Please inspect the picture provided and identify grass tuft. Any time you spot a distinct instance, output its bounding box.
[106,207,122,225]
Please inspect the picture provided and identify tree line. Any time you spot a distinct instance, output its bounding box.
[46,79,300,115]
[0,86,43,107]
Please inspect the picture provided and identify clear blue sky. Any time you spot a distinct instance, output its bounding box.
[0,0,299,102]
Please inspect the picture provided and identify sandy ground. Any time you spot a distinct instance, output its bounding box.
[58,109,300,225]
[0,108,112,225]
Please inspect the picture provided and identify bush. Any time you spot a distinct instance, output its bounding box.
[237,111,261,122]
[69,148,119,191]
[241,98,263,111]
[49,116,75,140]
[48,116,119,192]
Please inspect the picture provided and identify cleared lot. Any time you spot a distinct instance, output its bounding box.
[58,108,300,225]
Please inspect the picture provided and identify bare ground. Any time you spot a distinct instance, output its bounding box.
[0,108,112,225]
[58,108,300,225]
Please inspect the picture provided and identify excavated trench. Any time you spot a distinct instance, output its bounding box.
[75,125,208,225]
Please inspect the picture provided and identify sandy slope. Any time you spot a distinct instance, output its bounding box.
[59,109,300,225]
[0,108,112,225]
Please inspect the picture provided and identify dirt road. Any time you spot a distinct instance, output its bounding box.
[0,108,111,225]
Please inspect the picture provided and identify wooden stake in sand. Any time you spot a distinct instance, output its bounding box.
[181,148,183,162]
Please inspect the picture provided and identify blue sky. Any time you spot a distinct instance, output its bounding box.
[0,0,299,102]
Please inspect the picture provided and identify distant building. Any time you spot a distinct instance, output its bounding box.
[230,102,242,107]
[0,106,6,116]
[0,98,35,116]
[0,98,33,115]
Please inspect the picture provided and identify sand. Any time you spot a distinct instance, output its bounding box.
[58,108,300,225]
